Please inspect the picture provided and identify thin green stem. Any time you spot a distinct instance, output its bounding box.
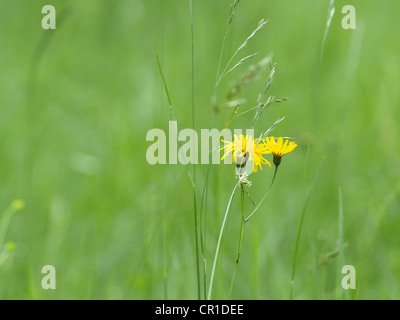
[245,165,278,223]
[162,207,168,299]
[228,183,245,299]
[188,0,201,300]
[192,192,201,300]
[157,53,199,299]
[199,164,209,299]
[203,1,240,298]
[203,0,241,300]
[303,0,335,194]
[207,182,239,300]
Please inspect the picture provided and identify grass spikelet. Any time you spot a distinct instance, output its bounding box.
[217,19,269,87]
[227,55,272,100]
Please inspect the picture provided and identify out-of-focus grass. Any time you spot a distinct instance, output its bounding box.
[0,0,399,299]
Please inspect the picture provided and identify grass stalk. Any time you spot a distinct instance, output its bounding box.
[228,183,245,299]
[202,0,241,300]
[207,182,239,300]
[303,0,335,184]
[188,0,201,300]
[157,53,200,299]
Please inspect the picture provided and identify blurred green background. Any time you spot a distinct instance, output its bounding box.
[0,0,399,299]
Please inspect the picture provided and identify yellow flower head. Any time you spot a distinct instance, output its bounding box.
[262,136,297,167]
[221,134,271,173]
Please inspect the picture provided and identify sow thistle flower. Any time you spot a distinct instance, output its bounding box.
[263,136,297,167]
[221,134,271,173]
[221,134,297,173]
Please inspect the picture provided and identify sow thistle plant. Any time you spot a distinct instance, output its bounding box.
[207,101,298,300]
[206,2,297,299]
[212,133,297,298]
[157,0,298,300]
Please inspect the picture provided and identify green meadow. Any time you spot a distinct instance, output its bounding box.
[0,0,399,299]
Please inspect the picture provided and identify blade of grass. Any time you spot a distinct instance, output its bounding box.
[157,53,200,299]
[303,0,335,184]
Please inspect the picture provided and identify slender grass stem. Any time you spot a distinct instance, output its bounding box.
[157,53,200,299]
[188,0,201,300]
[199,163,210,299]
[245,165,278,223]
[192,192,201,300]
[228,183,245,299]
[303,0,335,191]
[312,0,335,133]
[162,206,168,299]
[202,0,241,300]
[207,182,239,300]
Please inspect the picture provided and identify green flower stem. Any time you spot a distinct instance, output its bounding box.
[245,165,278,223]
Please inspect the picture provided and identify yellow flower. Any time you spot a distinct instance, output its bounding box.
[262,136,297,166]
[221,134,271,172]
